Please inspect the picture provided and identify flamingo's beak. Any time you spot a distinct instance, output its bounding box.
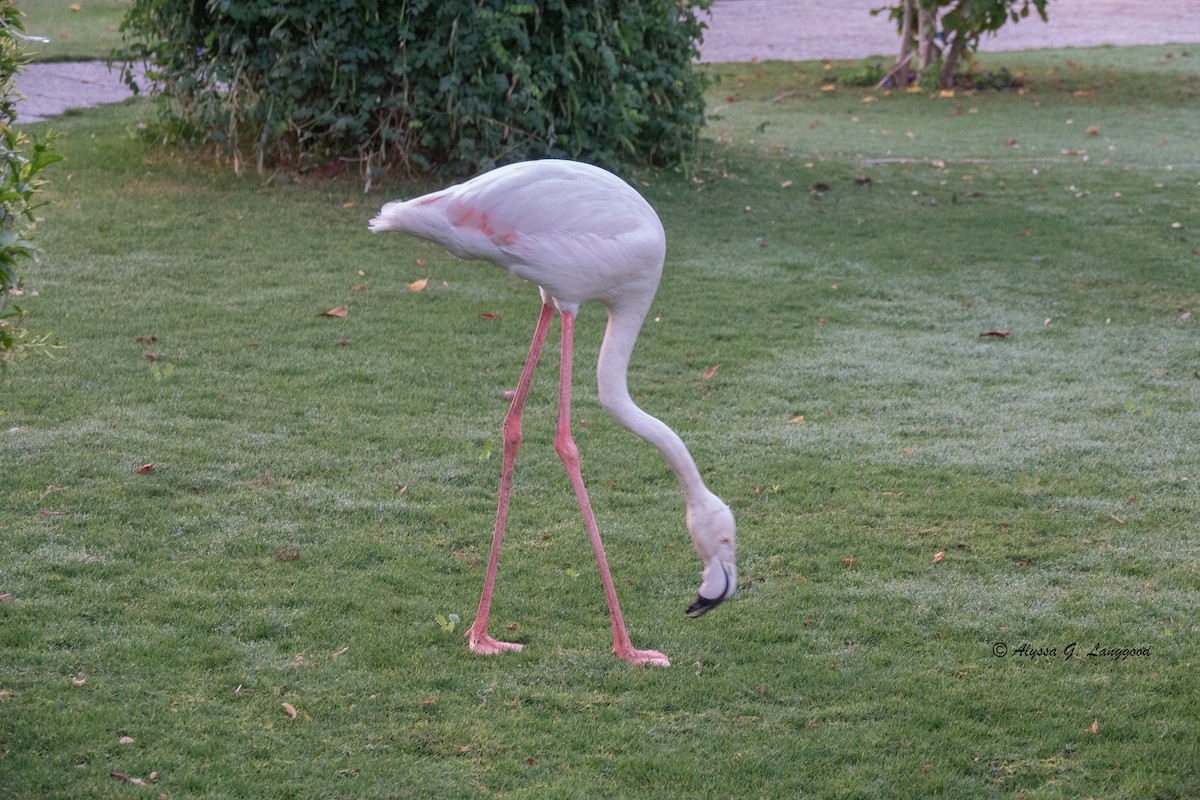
[686,555,736,618]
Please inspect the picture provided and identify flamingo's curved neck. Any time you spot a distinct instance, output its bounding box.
[595,304,712,509]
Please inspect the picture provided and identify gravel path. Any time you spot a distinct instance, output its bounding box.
[14,0,1200,123]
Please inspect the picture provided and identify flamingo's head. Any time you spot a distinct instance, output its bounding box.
[684,494,737,618]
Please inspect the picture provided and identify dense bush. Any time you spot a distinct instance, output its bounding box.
[120,0,713,177]
[1,0,62,366]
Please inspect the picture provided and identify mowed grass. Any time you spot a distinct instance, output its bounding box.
[2,44,1199,798]
[15,0,131,62]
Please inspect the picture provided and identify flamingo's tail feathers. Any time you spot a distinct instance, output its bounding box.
[368,201,408,233]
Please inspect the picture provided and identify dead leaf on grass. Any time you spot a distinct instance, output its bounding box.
[319,307,349,318]
[283,702,298,720]
[136,464,154,475]
[933,551,945,563]
[109,772,156,785]
[408,278,429,292]
[702,365,720,381]
[979,330,1011,338]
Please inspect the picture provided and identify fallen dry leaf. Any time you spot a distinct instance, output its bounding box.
[1180,311,1192,321]
[1090,718,1099,734]
[0,593,12,602]
[319,307,349,318]
[119,736,135,745]
[408,278,429,292]
[351,284,368,291]
[342,201,356,209]
[479,312,498,320]
[933,551,945,563]
[979,330,1011,338]
[842,557,856,567]
[283,702,298,720]
[416,258,426,267]
[702,365,720,381]
[789,415,805,424]
[1109,513,1126,524]
[136,464,154,475]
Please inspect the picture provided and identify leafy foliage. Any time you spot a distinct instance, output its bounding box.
[0,0,63,366]
[120,0,712,177]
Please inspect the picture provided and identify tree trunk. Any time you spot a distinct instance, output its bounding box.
[896,0,914,85]
[940,33,968,87]
[940,0,970,88]
[917,7,938,72]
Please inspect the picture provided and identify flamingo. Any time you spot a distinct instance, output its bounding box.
[369,159,736,666]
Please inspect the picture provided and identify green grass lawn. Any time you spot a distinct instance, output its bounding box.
[2,43,1199,798]
[15,0,130,62]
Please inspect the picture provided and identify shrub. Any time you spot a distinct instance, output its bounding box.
[1,0,63,367]
[120,0,713,178]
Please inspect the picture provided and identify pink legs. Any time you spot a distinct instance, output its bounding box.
[555,312,670,666]
[467,303,553,656]
[467,304,669,666]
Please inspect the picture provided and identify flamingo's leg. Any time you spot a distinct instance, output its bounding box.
[554,311,670,667]
[467,302,555,655]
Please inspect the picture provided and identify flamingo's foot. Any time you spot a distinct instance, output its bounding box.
[468,630,523,656]
[614,645,671,667]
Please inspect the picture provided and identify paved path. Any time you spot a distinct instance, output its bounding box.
[702,0,1200,62]
[14,0,1200,124]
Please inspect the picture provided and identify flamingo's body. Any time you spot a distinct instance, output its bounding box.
[370,159,735,666]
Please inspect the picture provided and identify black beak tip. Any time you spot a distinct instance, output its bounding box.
[686,594,724,619]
